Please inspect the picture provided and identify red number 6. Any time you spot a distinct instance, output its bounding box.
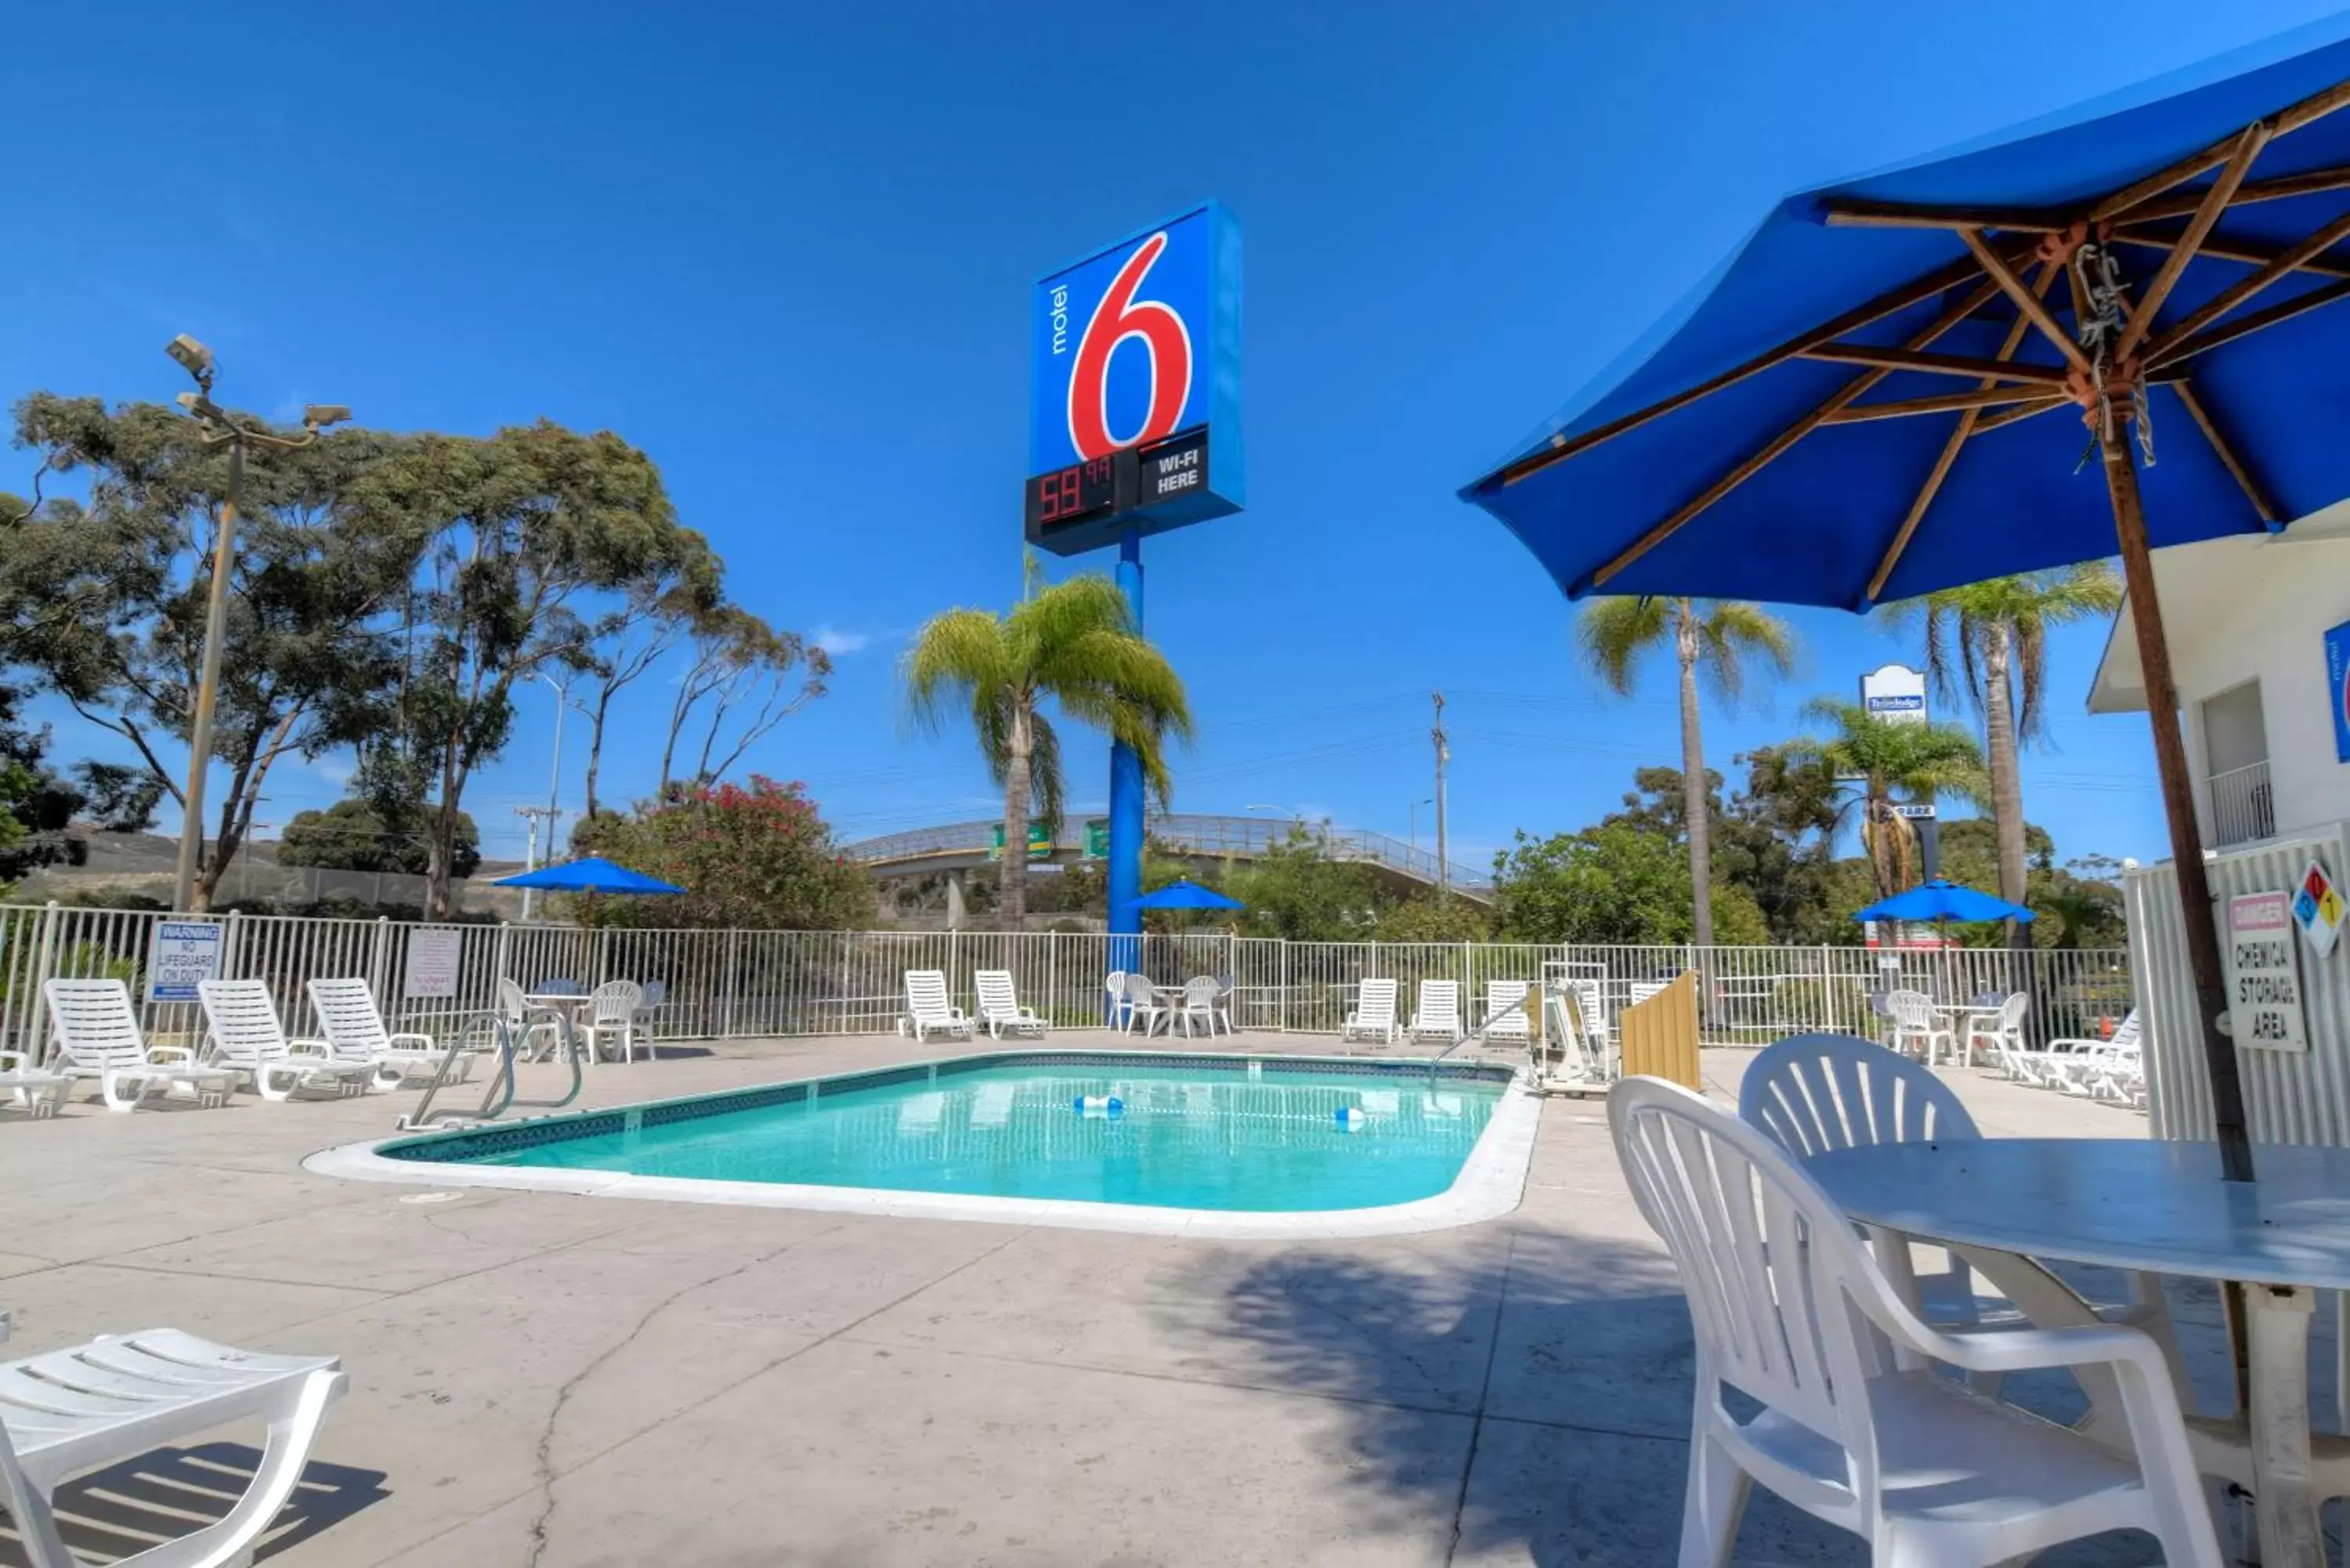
[1066,232,1192,461]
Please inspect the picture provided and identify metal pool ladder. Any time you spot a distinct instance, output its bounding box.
[397,1010,586,1132]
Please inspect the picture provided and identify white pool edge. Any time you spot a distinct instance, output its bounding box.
[302,1054,1542,1239]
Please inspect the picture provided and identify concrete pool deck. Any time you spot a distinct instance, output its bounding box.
[0,1032,2316,1566]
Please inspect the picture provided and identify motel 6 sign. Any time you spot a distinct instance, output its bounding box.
[1025,203,1245,556]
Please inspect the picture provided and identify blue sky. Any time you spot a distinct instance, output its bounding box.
[6,1,2342,872]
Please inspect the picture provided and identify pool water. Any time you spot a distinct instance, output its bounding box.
[400,1057,1507,1213]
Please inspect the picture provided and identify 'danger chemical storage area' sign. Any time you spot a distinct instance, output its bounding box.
[2225,889,2308,1052]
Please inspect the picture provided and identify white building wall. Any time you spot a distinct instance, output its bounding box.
[2156,537,2350,843]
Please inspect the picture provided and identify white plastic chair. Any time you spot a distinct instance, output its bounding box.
[0,1327,347,1568]
[305,978,452,1083]
[1121,973,1168,1036]
[579,981,647,1063]
[1177,975,1222,1038]
[1739,1032,2184,1413]
[1611,1075,2222,1568]
[631,979,667,1033]
[2033,1010,2141,1093]
[1408,980,1462,1044]
[902,970,973,1042]
[198,979,387,1099]
[1482,980,1532,1043]
[42,979,233,1112]
[497,977,566,1063]
[1103,970,1131,1030]
[1885,988,1957,1067]
[975,969,1050,1039]
[1340,978,1399,1046]
[1960,992,2028,1071]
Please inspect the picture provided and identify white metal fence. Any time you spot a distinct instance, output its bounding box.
[2126,822,2350,1146]
[0,900,2133,1060]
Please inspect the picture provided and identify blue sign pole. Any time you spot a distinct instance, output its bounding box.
[1107,528,1146,989]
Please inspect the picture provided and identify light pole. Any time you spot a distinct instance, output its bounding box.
[164,335,349,912]
[1408,797,1434,857]
[516,670,572,921]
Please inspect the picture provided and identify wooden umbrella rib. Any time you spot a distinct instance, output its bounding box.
[2171,380,2280,523]
[2109,227,2350,281]
[1820,198,2066,233]
[1489,241,2041,490]
[2096,76,2350,222]
[1958,229,2092,370]
[1972,396,2069,432]
[1820,385,2059,424]
[2153,273,2350,367]
[1863,264,2056,604]
[1797,344,2070,382]
[2146,207,2350,357]
[1583,279,2004,590]
[2126,161,2350,222]
[2117,121,2271,362]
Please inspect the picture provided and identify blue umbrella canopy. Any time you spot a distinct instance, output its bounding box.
[491,857,686,895]
[1853,879,2036,926]
[1133,879,1245,911]
[1462,19,2350,608]
[1457,28,2350,1178]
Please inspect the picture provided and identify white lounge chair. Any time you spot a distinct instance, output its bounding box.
[578,981,646,1064]
[903,970,973,1042]
[305,978,456,1083]
[198,979,389,1100]
[0,1050,69,1118]
[2034,1010,2141,1092]
[0,1327,348,1568]
[1121,973,1169,1036]
[975,970,1050,1039]
[1611,1075,2222,1568]
[42,980,233,1113]
[1482,980,1532,1043]
[1408,980,1462,1045]
[1340,978,1399,1046]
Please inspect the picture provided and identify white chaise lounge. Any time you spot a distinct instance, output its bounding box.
[42,980,233,1113]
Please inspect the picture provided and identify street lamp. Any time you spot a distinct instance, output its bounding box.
[164,335,349,912]
[1408,797,1434,856]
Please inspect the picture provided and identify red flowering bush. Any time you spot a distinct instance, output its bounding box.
[572,775,872,930]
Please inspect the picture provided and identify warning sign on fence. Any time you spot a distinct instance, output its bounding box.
[145,919,224,1003]
[2225,890,2308,1053]
[403,927,463,999]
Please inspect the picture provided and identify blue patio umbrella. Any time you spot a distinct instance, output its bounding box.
[1133,879,1245,911]
[1459,23,2350,1177]
[1853,879,2036,927]
[491,857,686,895]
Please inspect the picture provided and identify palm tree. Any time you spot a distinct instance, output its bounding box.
[903,573,1192,930]
[1882,565,2121,950]
[1790,699,1987,898]
[1578,598,1796,946]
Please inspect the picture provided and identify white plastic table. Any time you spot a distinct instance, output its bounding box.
[1807,1138,2350,1566]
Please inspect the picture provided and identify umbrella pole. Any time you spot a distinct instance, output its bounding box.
[2099,421,2254,1182]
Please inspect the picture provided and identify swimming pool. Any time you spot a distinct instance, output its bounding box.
[309,1051,1539,1237]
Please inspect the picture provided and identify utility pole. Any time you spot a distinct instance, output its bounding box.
[515,806,559,921]
[1431,691,1450,901]
[161,334,350,911]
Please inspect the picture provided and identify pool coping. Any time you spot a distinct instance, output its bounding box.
[302,1048,1543,1239]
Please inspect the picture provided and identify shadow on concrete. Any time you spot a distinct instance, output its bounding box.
[0,1442,389,1566]
[1185,1227,2186,1566]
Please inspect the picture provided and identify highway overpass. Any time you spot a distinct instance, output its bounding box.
[841,814,1495,905]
